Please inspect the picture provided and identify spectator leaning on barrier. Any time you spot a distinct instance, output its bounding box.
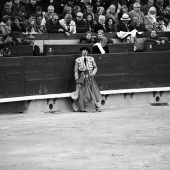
[74,12,88,33]
[71,46,102,112]
[59,13,76,36]
[92,36,109,54]
[79,31,94,43]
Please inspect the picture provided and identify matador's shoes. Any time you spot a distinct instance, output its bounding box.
[94,107,102,112]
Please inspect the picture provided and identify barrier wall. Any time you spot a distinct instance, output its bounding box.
[1,51,170,100]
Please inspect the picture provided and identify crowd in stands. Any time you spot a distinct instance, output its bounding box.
[0,0,170,56]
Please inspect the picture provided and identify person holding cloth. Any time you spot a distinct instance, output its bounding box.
[92,36,109,54]
[71,47,102,112]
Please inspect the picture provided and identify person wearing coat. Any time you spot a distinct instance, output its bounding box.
[71,47,102,112]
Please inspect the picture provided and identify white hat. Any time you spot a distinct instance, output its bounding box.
[121,13,131,20]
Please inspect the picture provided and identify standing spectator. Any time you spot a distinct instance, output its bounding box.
[92,36,109,54]
[129,3,145,24]
[0,15,12,35]
[1,2,15,20]
[12,0,28,21]
[46,13,65,33]
[74,12,88,33]
[72,46,102,112]
[59,14,76,36]
[142,0,154,16]
[105,17,117,32]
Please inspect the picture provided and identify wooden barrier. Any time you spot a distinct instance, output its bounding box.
[43,43,134,55]
[144,42,170,52]
[1,51,170,100]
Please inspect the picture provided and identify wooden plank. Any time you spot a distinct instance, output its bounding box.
[144,42,170,52]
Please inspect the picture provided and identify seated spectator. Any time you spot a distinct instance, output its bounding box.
[129,3,144,24]
[59,14,76,36]
[142,0,154,16]
[79,31,94,43]
[129,0,142,12]
[46,14,65,33]
[155,0,165,17]
[0,15,12,35]
[92,36,109,54]
[11,16,26,33]
[59,5,72,20]
[35,14,46,33]
[92,0,105,14]
[144,7,158,32]
[26,0,38,17]
[12,0,28,22]
[105,17,117,32]
[65,0,74,9]
[94,29,114,43]
[105,4,118,24]
[13,32,30,45]
[1,2,15,21]
[28,34,40,56]
[118,5,129,21]
[156,16,166,31]
[117,13,131,32]
[129,16,147,32]
[84,12,96,32]
[23,15,40,34]
[94,15,106,33]
[84,5,95,19]
[72,5,81,20]
[44,5,55,23]
[163,6,170,24]
[145,30,168,45]
[94,6,105,23]
[74,0,87,14]
[74,12,88,33]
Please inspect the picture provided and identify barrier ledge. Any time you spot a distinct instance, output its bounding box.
[0,87,170,104]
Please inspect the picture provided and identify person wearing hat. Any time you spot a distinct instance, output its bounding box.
[117,13,131,32]
[71,46,102,112]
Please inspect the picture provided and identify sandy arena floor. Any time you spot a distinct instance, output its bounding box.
[0,106,170,170]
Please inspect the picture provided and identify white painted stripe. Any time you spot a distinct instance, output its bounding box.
[0,87,170,103]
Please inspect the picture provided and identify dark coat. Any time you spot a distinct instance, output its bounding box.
[74,19,88,33]
[92,44,109,54]
[46,19,65,33]
[117,21,131,32]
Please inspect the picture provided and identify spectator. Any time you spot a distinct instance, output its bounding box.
[105,17,117,32]
[129,16,147,31]
[142,0,154,16]
[35,14,46,33]
[84,5,94,19]
[2,33,15,46]
[117,5,129,21]
[1,2,15,21]
[59,14,76,36]
[92,0,105,14]
[129,0,142,12]
[72,46,102,112]
[94,15,106,33]
[105,4,118,24]
[145,29,168,44]
[84,12,96,32]
[12,0,28,21]
[74,12,88,33]
[72,5,81,20]
[129,3,145,24]
[144,6,157,32]
[53,0,67,15]
[156,16,166,31]
[23,14,39,34]
[0,15,12,35]
[59,5,72,20]
[44,5,55,22]
[74,0,87,14]
[65,0,74,9]
[155,0,165,17]
[26,0,38,17]
[117,13,131,32]
[11,16,26,33]
[94,6,105,23]
[46,13,65,33]
[92,36,109,54]
[28,34,40,56]
[79,31,94,43]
